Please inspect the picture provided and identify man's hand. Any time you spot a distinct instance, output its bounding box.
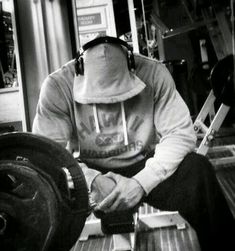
[95,172,145,213]
[90,174,116,205]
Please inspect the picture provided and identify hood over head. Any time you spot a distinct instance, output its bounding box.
[73,42,146,104]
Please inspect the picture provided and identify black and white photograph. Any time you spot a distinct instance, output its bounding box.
[0,0,235,250]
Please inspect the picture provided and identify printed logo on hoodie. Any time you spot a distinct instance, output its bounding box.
[95,132,123,146]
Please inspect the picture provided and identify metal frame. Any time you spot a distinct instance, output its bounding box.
[194,90,231,156]
[78,204,186,251]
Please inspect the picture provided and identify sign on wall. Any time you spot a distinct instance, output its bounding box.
[74,0,116,47]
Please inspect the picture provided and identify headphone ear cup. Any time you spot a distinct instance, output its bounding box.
[78,57,84,75]
[75,53,84,75]
[127,51,135,72]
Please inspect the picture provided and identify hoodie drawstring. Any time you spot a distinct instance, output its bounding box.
[93,104,100,133]
[121,102,128,145]
[92,102,129,146]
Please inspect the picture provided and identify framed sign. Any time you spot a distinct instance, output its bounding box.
[77,6,107,32]
[73,0,117,48]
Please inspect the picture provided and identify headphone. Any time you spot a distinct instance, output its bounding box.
[75,36,135,76]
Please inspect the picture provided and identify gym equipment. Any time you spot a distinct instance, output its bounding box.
[0,132,89,251]
[79,204,186,251]
[194,54,234,156]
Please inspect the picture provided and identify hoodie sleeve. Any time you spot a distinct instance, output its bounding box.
[134,64,197,195]
[32,76,73,146]
[32,76,101,189]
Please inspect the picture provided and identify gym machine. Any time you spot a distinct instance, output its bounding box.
[194,54,235,163]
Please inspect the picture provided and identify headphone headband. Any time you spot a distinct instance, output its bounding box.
[82,36,133,53]
[75,36,135,75]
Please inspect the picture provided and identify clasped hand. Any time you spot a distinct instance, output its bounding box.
[90,172,144,214]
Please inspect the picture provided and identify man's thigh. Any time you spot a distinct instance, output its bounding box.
[144,152,213,212]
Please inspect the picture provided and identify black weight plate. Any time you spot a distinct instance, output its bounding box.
[0,161,58,251]
[0,132,89,251]
[210,54,234,107]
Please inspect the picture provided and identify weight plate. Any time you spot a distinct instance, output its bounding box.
[0,132,89,251]
[210,54,234,106]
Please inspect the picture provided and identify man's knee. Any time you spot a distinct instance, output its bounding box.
[179,152,215,180]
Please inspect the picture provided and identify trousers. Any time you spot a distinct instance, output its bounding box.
[91,152,235,251]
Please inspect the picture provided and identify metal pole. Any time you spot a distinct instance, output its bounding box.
[152,0,165,60]
[127,0,139,53]
[141,0,151,57]
[231,0,235,96]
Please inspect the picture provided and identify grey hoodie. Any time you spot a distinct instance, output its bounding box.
[32,54,196,195]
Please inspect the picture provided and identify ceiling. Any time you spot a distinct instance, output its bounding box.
[112,0,231,35]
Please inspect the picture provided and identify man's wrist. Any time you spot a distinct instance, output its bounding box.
[132,177,146,197]
[90,173,102,192]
